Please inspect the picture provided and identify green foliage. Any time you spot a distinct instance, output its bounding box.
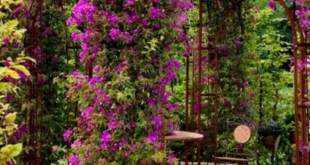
[0,1,32,164]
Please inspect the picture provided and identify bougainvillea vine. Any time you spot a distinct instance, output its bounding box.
[65,0,192,164]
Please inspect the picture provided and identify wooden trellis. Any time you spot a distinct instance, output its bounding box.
[185,0,310,165]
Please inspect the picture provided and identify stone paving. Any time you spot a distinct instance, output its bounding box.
[178,162,239,165]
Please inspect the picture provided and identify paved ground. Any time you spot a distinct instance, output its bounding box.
[179,162,239,165]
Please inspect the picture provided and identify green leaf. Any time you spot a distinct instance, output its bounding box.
[16,56,36,64]
[11,65,30,76]
[4,69,20,79]
[5,112,17,124]
[1,143,22,158]
[5,20,19,30]
[116,92,125,101]
[0,67,7,76]
[0,82,15,93]
[1,104,9,111]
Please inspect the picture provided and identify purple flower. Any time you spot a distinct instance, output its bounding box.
[129,122,136,128]
[249,91,256,98]
[93,65,102,72]
[239,100,247,107]
[126,0,135,5]
[234,38,243,47]
[16,70,27,81]
[148,132,157,144]
[2,38,9,44]
[74,30,99,63]
[66,0,97,25]
[132,27,142,35]
[168,154,176,159]
[299,141,308,155]
[108,14,119,25]
[122,32,134,44]
[166,103,181,112]
[107,113,117,121]
[141,18,149,27]
[63,129,73,142]
[160,91,172,102]
[267,1,277,10]
[68,155,80,165]
[150,0,161,3]
[132,50,139,56]
[167,72,177,80]
[165,46,171,52]
[161,71,178,86]
[154,23,161,28]
[169,0,193,12]
[296,6,310,29]
[301,17,309,29]
[72,140,83,148]
[89,76,101,86]
[100,131,111,143]
[147,98,156,106]
[161,77,171,86]
[109,28,121,40]
[85,152,90,159]
[224,98,232,109]
[126,13,138,24]
[193,102,199,114]
[3,59,10,66]
[81,106,94,119]
[149,7,161,20]
[170,14,188,32]
[239,81,249,89]
[108,122,117,130]
[153,116,162,126]
[71,32,80,43]
[115,60,129,73]
[296,7,309,17]
[112,142,119,151]
[164,60,182,70]
[9,124,28,143]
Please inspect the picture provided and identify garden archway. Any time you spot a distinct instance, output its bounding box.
[185,0,310,165]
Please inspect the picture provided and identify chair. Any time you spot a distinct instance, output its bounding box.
[214,119,251,165]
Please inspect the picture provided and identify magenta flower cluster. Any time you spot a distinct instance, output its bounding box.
[65,0,193,163]
[267,0,277,10]
[66,0,97,26]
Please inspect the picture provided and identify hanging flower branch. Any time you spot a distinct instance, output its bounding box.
[268,0,310,36]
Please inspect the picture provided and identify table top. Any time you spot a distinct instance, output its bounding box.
[164,131,204,141]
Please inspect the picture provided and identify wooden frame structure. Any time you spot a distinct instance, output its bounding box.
[184,0,310,165]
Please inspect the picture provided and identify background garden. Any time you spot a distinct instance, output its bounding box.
[0,0,309,164]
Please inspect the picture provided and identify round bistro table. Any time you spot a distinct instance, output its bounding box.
[164,131,204,164]
[165,131,204,141]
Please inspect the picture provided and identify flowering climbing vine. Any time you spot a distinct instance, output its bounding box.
[65,0,192,164]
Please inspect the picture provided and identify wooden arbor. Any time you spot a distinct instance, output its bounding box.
[185,0,310,165]
[185,0,246,164]
[276,0,310,164]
